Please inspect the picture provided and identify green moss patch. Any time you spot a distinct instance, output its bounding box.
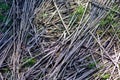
[0,3,10,11]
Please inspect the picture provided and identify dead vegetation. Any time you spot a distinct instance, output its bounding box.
[0,0,120,80]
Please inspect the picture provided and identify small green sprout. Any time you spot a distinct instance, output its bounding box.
[87,62,96,69]
[23,58,36,67]
[71,5,85,22]
[101,73,110,80]
[75,5,85,16]
[99,14,114,27]
[99,6,119,27]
